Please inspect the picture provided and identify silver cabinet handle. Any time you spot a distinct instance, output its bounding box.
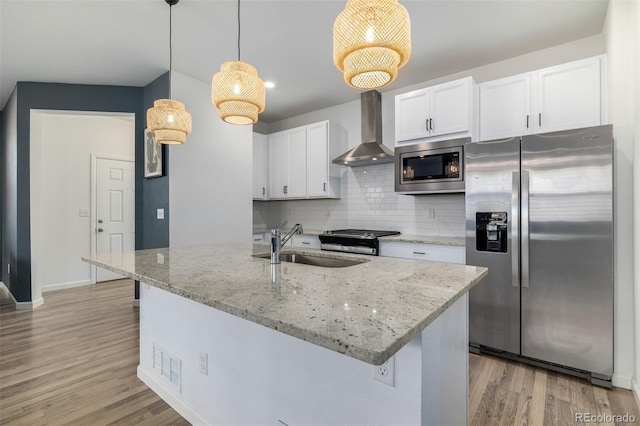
[413,251,426,255]
[323,182,326,192]
[98,228,104,233]
[429,118,433,131]
[526,115,529,129]
[538,113,541,127]
[511,171,520,288]
[302,241,310,245]
[262,187,265,196]
[283,185,288,195]
[426,118,429,131]
[521,170,530,288]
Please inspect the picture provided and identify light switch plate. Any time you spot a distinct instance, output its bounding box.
[79,208,90,217]
[157,208,165,220]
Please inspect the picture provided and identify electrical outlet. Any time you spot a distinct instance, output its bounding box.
[78,208,90,217]
[373,356,395,387]
[157,208,165,220]
[199,352,208,376]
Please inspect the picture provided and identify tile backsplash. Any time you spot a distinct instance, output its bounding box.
[253,163,465,237]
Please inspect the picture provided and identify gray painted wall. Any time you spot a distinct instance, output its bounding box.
[1,80,170,302]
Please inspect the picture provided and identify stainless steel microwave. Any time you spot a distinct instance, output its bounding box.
[395,137,469,194]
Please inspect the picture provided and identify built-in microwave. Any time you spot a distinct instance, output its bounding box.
[394,137,469,193]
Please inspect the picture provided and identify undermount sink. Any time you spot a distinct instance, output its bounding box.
[255,253,366,268]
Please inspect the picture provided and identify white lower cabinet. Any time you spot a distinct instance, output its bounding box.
[291,234,321,250]
[379,241,465,264]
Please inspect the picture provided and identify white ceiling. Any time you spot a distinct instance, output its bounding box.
[0,0,609,123]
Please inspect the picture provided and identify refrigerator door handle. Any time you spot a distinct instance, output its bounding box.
[511,171,520,287]
[521,170,530,288]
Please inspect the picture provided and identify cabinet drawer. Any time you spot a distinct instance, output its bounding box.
[379,241,465,264]
[291,234,321,250]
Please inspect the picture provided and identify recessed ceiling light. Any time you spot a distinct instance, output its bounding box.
[264,81,276,88]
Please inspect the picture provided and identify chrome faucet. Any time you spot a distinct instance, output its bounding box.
[271,223,304,264]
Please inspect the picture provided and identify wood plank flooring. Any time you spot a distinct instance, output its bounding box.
[1,280,638,425]
[0,280,188,425]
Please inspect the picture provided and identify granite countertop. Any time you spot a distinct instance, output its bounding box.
[378,234,466,246]
[82,245,486,365]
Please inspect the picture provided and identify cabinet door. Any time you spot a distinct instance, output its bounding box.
[306,121,329,197]
[429,78,471,138]
[536,57,601,133]
[287,127,307,198]
[479,74,532,140]
[268,132,288,198]
[252,133,268,200]
[395,88,430,142]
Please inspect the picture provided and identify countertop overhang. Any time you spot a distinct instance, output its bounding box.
[82,245,487,365]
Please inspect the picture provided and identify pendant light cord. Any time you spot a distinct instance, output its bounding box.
[169,2,173,98]
[237,0,241,61]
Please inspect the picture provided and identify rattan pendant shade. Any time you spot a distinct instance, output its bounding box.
[147,99,192,144]
[334,0,411,89]
[146,0,191,145]
[212,61,265,125]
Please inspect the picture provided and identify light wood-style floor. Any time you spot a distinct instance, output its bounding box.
[1,280,638,425]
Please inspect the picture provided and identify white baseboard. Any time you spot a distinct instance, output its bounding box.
[42,279,94,293]
[1,282,45,310]
[632,378,640,407]
[612,373,633,390]
[137,366,210,426]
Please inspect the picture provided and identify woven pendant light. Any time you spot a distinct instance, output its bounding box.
[147,0,192,144]
[212,0,265,125]
[333,0,411,89]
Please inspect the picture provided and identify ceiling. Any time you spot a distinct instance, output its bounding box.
[0,0,609,123]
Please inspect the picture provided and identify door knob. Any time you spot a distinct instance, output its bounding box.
[98,219,103,224]
[98,228,104,233]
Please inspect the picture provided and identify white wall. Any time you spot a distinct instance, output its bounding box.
[30,111,134,296]
[257,35,605,237]
[603,0,637,390]
[169,72,252,247]
[631,0,640,403]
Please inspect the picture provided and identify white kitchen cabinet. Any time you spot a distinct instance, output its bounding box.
[290,234,321,250]
[479,74,532,140]
[395,77,475,145]
[266,120,343,200]
[379,241,465,264]
[536,56,603,133]
[252,133,268,200]
[268,126,307,199]
[479,55,604,140]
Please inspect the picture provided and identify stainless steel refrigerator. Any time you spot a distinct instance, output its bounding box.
[465,125,613,387]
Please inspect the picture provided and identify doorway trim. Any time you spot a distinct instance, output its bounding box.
[90,153,135,284]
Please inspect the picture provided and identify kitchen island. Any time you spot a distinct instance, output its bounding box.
[82,245,487,425]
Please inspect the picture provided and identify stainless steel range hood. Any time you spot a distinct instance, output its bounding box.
[332,90,394,167]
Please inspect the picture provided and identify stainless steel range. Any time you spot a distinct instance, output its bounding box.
[319,229,401,256]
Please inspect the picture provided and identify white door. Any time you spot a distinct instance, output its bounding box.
[479,73,532,140]
[306,121,328,197]
[96,158,135,282]
[395,88,430,143]
[536,56,602,133]
[429,78,471,138]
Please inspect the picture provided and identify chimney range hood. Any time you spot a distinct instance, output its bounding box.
[332,90,394,167]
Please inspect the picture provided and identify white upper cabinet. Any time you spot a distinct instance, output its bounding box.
[265,121,343,200]
[479,56,604,140]
[306,121,330,198]
[479,74,532,140]
[536,56,602,133]
[395,77,475,146]
[252,133,268,200]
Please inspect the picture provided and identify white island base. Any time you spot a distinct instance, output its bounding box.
[138,284,469,426]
